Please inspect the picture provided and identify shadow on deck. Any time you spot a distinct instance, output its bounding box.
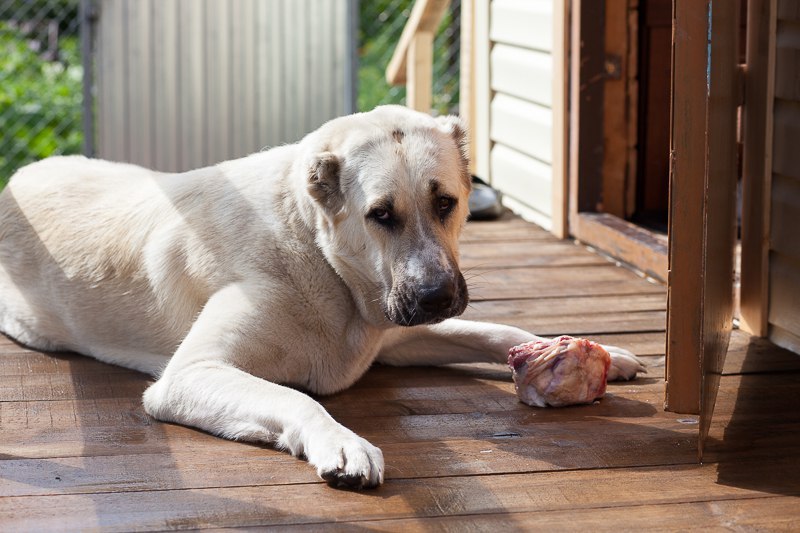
[1,214,798,530]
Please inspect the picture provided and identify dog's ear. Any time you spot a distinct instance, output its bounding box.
[436,115,471,186]
[307,152,343,213]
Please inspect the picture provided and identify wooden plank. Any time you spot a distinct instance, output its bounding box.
[489,144,553,217]
[3,460,798,531]
[459,0,476,172]
[459,239,607,269]
[465,293,666,318]
[774,18,800,100]
[740,0,777,336]
[489,0,553,51]
[0,415,698,498]
[385,0,451,85]
[406,31,434,112]
[601,0,630,218]
[778,0,800,20]
[0,388,688,461]
[697,0,742,454]
[473,0,492,182]
[490,94,552,163]
[625,0,640,218]
[772,99,800,180]
[278,497,800,532]
[490,45,552,106]
[666,0,712,416]
[770,173,800,260]
[768,253,800,337]
[723,329,800,375]
[568,0,606,221]
[573,212,668,281]
[461,214,554,242]
[465,264,665,302]
[463,306,666,337]
[550,0,569,239]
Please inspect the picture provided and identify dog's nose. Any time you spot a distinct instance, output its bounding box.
[418,282,455,313]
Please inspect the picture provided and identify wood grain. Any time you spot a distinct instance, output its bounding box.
[2,214,797,530]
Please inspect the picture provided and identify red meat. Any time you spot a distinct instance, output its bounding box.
[508,335,611,407]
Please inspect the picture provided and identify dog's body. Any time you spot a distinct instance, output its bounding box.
[0,106,643,488]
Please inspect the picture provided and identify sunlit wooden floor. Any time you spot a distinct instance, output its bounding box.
[2,214,799,531]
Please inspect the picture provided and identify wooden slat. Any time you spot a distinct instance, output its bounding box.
[406,31,434,112]
[385,0,451,85]
[740,0,777,336]
[768,253,800,336]
[697,0,742,454]
[3,459,798,531]
[459,239,608,269]
[460,214,554,242]
[489,144,553,217]
[490,94,552,163]
[472,0,492,182]
[771,99,800,180]
[769,173,800,260]
[568,0,606,220]
[4,212,799,530]
[466,264,665,302]
[278,497,800,532]
[489,0,553,51]
[601,0,631,219]
[490,45,552,106]
[550,0,569,238]
[723,329,800,375]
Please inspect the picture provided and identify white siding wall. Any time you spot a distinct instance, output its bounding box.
[476,0,563,230]
[94,0,354,172]
[767,1,800,353]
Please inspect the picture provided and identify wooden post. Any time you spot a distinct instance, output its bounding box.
[740,0,777,336]
[407,31,434,112]
[666,0,740,429]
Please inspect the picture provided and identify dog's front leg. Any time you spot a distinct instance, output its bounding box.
[142,284,383,489]
[378,318,645,381]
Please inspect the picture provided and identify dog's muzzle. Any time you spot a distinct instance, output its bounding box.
[384,272,469,327]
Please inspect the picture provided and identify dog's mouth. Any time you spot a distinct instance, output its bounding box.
[383,273,469,327]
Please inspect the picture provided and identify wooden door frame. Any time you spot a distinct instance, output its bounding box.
[739,0,777,337]
[568,0,669,282]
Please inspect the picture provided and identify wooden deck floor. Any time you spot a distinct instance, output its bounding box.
[2,214,799,531]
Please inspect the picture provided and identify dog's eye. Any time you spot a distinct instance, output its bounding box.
[368,207,394,226]
[437,196,455,218]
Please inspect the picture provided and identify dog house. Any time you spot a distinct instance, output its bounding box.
[390,0,800,451]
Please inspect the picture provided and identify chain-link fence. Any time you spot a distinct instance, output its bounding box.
[358,0,460,116]
[0,0,84,189]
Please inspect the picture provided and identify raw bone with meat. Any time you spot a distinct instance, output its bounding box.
[507,335,611,407]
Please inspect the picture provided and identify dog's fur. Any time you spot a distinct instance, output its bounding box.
[0,106,644,488]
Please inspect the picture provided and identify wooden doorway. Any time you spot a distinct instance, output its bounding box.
[570,0,743,454]
[569,0,671,282]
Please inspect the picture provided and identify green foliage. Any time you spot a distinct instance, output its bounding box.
[0,22,83,189]
[358,0,459,115]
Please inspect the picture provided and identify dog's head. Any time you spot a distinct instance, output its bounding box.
[304,106,472,327]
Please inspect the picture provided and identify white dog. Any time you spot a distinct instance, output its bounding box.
[0,106,643,488]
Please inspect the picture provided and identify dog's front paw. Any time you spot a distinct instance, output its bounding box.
[307,428,384,489]
[603,344,647,381]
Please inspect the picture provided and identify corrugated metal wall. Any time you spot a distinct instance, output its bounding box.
[93,0,355,172]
